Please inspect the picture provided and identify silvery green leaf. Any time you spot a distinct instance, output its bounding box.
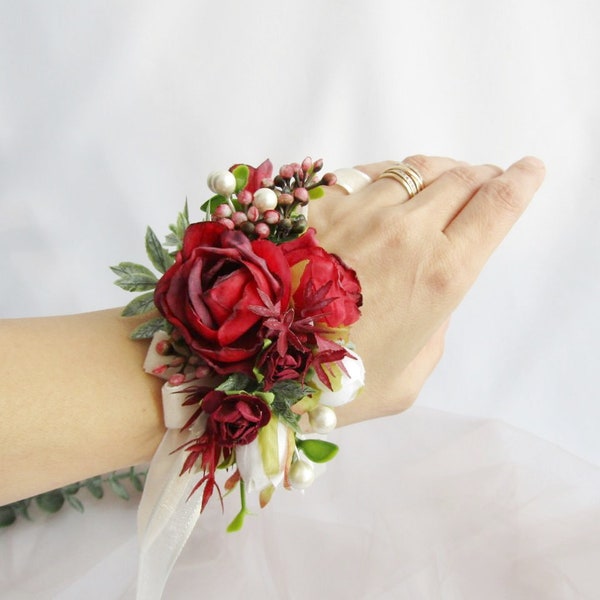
[110,262,157,292]
[130,317,166,340]
[121,291,156,317]
[145,226,174,274]
[108,476,130,501]
[66,494,84,513]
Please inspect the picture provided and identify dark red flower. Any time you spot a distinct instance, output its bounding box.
[154,221,291,374]
[203,390,271,447]
[281,228,362,328]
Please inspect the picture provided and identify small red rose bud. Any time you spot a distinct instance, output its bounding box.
[255,222,271,239]
[301,156,313,173]
[237,189,253,206]
[217,217,235,230]
[321,172,337,186]
[247,205,260,222]
[168,373,186,386]
[278,193,294,207]
[213,203,232,218]
[279,164,294,179]
[293,187,309,203]
[263,209,280,224]
[232,211,248,225]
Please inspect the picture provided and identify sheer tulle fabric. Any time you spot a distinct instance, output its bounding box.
[2,408,599,599]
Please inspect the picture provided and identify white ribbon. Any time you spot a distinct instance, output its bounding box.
[136,333,212,600]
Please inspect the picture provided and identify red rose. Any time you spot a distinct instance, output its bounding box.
[281,228,362,328]
[154,221,291,374]
[202,390,271,447]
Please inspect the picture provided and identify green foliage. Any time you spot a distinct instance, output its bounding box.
[145,226,174,274]
[110,262,158,292]
[164,201,190,251]
[215,373,254,394]
[130,317,168,340]
[269,380,313,434]
[307,186,325,200]
[200,194,227,214]
[121,291,156,317]
[232,164,249,193]
[0,468,147,528]
[296,439,339,463]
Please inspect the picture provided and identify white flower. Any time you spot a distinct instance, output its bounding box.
[236,419,290,492]
[311,349,365,408]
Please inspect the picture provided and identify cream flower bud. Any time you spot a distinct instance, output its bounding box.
[252,188,278,212]
[207,170,236,196]
[235,420,289,493]
[312,349,365,408]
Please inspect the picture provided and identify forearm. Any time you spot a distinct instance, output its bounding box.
[0,308,165,504]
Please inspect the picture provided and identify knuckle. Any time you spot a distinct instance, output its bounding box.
[446,165,483,189]
[483,178,522,213]
[403,154,430,174]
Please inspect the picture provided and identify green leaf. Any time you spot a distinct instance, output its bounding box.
[200,194,227,214]
[85,477,104,499]
[129,468,145,492]
[66,494,84,513]
[145,226,174,274]
[271,380,313,406]
[215,373,253,393]
[62,483,80,495]
[130,317,167,340]
[308,186,325,200]
[110,262,157,292]
[121,291,156,317]
[296,439,339,463]
[0,506,16,527]
[232,165,250,193]
[226,508,248,532]
[36,490,65,513]
[108,475,130,501]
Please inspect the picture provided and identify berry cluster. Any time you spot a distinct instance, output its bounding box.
[207,157,337,242]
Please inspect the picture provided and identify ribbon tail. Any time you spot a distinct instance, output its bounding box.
[136,428,203,600]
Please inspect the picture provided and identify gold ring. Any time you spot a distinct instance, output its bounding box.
[378,163,424,198]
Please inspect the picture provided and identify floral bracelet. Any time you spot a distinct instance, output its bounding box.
[111,157,365,599]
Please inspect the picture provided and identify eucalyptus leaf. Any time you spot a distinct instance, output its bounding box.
[108,476,130,501]
[110,262,158,292]
[145,226,174,274]
[36,490,65,513]
[0,506,16,527]
[271,380,313,406]
[121,291,156,317]
[66,494,85,513]
[130,317,167,340]
[296,439,339,463]
[129,468,145,492]
[85,477,104,499]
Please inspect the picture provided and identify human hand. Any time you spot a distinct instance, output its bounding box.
[308,155,546,424]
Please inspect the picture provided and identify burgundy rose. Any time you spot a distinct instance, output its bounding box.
[154,221,291,374]
[281,228,362,328]
[203,390,271,447]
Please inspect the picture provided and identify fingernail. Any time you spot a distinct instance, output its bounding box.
[522,156,545,169]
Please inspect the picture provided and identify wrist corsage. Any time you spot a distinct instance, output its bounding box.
[111,158,364,599]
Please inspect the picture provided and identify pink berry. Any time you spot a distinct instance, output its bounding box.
[217,217,235,230]
[279,164,294,179]
[263,209,280,224]
[293,187,309,203]
[169,373,186,386]
[247,205,259,222]
[237,189,252,205]
[213,203,232,218]
[255,222,271,238]
[232,211,248,225]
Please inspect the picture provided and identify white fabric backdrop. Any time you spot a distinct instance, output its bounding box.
[1,1,599,598]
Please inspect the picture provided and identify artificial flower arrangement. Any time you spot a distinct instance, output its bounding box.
[111,157,364,537]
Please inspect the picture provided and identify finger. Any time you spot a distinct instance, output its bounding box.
[404,163,504,229]
[446,156,546,271]
[353,155,468,206]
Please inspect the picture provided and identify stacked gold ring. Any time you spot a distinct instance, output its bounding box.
[378,163,424,198]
